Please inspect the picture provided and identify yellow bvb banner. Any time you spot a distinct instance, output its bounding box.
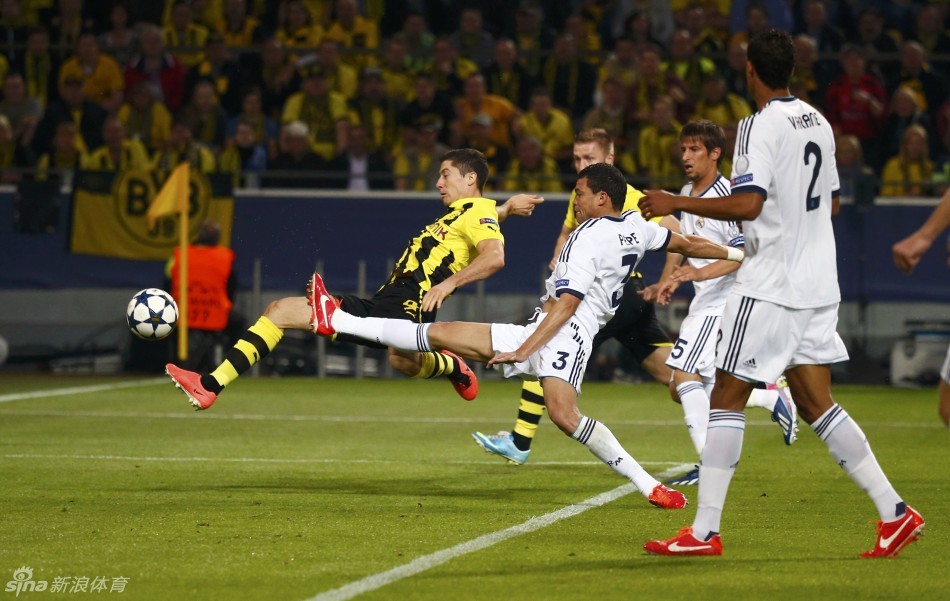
[70,169,234,260]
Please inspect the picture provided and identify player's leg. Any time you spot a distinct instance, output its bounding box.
[326,276,480,400]
[785,363,924,557]
[665,314,720,457]
[646,296,792,555]
[165,295,304,409]
[472,379,543,465]
[606,278,674,385]
[542,375,686,509]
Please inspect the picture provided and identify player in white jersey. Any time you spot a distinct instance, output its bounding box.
[893,187,950,427]
[640,30,923,558]
[309,163,744,509]
[655,121,799,487]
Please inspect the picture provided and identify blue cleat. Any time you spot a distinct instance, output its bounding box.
[665,466,699,486]
[770,381,799,445]
[472,431,530,465]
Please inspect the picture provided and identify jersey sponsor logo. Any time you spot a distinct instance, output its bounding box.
[555,278,569,287]
[732,174,753,186]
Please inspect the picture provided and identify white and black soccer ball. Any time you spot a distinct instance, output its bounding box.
[127,288,179,340]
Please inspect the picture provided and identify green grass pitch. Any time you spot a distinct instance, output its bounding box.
[0,373,946,600]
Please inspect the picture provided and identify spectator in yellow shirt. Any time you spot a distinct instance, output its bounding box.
[151,115,217,174]
[117,82,173,153]
[393,117,448,191]
[504,135,562,193]
[456,73,517,149]
[881,124,934,197]
[637,95,683,190]
[35,121,83,181]
[58,32,124,113]
[163,0,210,68]
[515,88,574,167]
[218,0,264,48]
[276,0,324,55]
[281,66,350,160]
[83,117,151,171]
[323,0,378,70]
[313,40,357,100]
[691,71,752,129]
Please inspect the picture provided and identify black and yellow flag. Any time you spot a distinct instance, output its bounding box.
[70,169,234,260]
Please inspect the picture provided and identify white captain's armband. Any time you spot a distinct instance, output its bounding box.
[726,247,744,262]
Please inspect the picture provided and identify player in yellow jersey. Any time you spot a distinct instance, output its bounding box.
[472,129,683,464]
[166,148,542,410]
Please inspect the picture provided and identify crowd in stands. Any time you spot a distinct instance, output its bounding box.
[0,0,947,196]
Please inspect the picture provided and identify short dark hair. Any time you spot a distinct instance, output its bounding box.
[577,163,627,211]
[441,148,489,193]
[681,120,726,166]
[748,29,795,89]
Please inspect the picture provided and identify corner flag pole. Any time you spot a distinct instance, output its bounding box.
[146,161,191,362]
[177,176,189,362]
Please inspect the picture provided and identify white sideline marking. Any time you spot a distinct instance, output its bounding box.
[304,463,692,601]
[1,453,681,468]
[1,409,939,430]
[0,378,166,403]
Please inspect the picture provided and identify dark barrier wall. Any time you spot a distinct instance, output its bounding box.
[1,189,947,302]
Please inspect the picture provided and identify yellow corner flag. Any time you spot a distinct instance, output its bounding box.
[146,163,190,228]
[147,162,191,361]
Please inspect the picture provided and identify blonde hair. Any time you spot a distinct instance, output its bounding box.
[575,128,614,156]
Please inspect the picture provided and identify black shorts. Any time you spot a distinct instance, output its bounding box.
[334,277,436,349]
[593,276,672,363]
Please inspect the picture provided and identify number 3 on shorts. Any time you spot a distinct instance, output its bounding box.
[552,351,569,370]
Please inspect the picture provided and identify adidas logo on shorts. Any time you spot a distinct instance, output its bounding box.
[742,358,757,368]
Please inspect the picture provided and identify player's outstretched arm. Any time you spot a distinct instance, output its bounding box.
[488,293,581,367]
[639,190,764,221]
[893,188,950,274]
[496,194,544,223]
[421,239,505,312]
[666,233,744,263]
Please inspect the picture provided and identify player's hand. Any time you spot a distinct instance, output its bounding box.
[638,283,660,303]
[421,281,456,312]
[487,349,527,367]
[502,194,544,219]
[892,233,932,274]
[655,278,680,305]
[670,264,700,283]
[639,190,678,219]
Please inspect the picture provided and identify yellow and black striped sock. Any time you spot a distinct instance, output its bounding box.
[202,316,284,393]
[413,351,457,379]
[511,380,545,451]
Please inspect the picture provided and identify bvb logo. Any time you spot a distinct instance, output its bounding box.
[114,169,211,249]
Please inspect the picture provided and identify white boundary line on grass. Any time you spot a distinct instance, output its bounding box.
[303,463,693,601]
[1,453,682,468]
[0,378,166,403]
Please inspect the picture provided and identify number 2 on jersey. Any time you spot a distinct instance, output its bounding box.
[804,141,822,212]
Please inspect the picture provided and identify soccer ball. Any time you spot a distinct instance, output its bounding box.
[127,288,179,340]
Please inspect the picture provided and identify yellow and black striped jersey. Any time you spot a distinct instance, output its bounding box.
[390,197,504,291]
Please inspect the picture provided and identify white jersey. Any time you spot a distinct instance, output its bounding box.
[544,210,671,339]
[679,174,744,315]
[730,96,841,309]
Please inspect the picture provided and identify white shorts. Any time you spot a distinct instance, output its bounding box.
[942,344,950,385]
[715,295,849,383]
[490,313,593,394]
[666,314,721,379]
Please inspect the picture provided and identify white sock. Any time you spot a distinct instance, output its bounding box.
[693,410,745,540]
[812,404,904,521]
[746,387,777,411]
[677,381,709,456]
[332,311,432,352]
[572,416,658,495]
